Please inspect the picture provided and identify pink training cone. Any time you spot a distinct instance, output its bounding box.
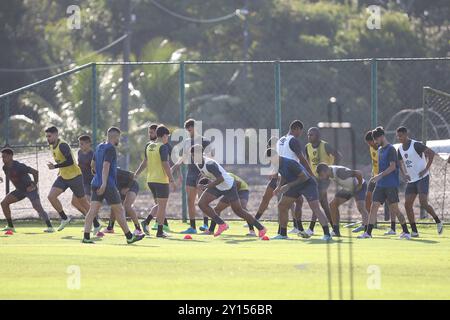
[5,230,13,235]
[262,235,270,241]
[184,235,192,240]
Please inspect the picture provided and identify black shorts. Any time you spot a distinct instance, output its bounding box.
[405,175,430,195]
[83,183,92,196]
[368,180,376,193]
[220,189,249,204]
[120,181,140,201]
[10,189,40,202]
[284,178,319,202]
[206,182,239,203]
[52,175,85,198]
[91,186,121,205]
[268,177,278,190]
[372,186,399,205]
[148,182,169,199]
[335,181,367,201]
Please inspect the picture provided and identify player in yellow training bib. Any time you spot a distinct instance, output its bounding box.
[45,126,101,234]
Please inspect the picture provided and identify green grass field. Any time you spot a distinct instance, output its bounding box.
[0,220,449,300]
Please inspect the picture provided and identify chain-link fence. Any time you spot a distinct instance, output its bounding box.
[1,58,449,222]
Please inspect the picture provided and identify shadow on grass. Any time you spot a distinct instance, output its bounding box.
[164,237,206,243]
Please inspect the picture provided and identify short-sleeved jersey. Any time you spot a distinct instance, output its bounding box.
[3,161,34,192]
[276,134,303,162]
[330,165,363,192]
[196,157,234,191]
[116,168,135,189]
[78,150,94,184]
[91,142,117,188]
[50,139,82,180]
[145,141,170,184]
[305,140,335,177]
[377,144,399,188]
[278,156,311,183]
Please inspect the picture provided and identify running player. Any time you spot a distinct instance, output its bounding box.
[305,127,342,236]
[136,125,176,238]
[316,163,369,236]
[77,135,94,201]
[102,168,143,236]
[396,126,443,236]
[45,126,101,233]
[203,173,255,236]
[82,127,144,244]
[1,147,54,232]
[358,127,411,239]
[172,119,211,234]
[191,144,267,238]
[267,148,332,241]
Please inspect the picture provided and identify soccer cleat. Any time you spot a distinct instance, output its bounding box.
[258,227,268,238]
[151,222,158,231]
[199,224,209,232]
[95,231,105,238]
[411,231,419,238]
[399,232,411,240]
[305,229,314,237]
[201,230,212,235]
[44,227,55,233]
[357,232,372,239]
[298,230,311,239]
[57,217,72,231]
[322,234,333,241]
[141,221,150,236]
[384,228,396,235]
[271,234,288,240]
[242,223,249,228]
[288,227,300,234]
[127,233,145,244]
[133,229,145,237]
[180,227,197,234]
[81,238,95,244]
[2,226,16,233]
[246,230,257,237]
[163,224,171,233]
[331,230,341,237]
[92,224,102,236]
[102,228,115,234]
[214,223,229,237]
[352,225,365,233]
[437,222,444,235]
[156,232,169,239]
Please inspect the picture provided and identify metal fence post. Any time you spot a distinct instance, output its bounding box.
[370,58,378,128]
[420,87,429,219]
[275,61,281,132]
[91,63,98,147]
[4,96,10,194]
[179,61,187,223]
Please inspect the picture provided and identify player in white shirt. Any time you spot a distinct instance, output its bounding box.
[396,127,443,236]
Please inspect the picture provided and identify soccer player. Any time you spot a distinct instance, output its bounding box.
[267,148,332,241]
[77,135,94,200]
[82,127,144,244]
[396,126,443,236]
[102,168,143,236]
[172,119,211,234]
[304,127,342,236]
[316,163,369,237]
[191,144,267,238]
[203,173,255,236]
[251,121,313,236]
[136,125,176,238]
[45,126,101,233]
[1,147,54,232]
[358,127,411,239]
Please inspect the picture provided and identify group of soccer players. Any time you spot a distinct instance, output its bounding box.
[0,117,445,243]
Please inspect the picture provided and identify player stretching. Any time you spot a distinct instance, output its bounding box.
[136,125,176,238]
[191,144,267,238]
[358,127,411,239]
[1,147,54,232]
[267,149,331,241]
[102,168,144,236]
[305,127,342,236]
[396,126,443,236]
[45,126,101,233]
[82,127,144,244]
[316,163,369,237]
[172,119,211,234]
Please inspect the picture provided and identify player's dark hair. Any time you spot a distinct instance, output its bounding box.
[316,163,329,175]
[198,177,210,185]
[265,148,278,158]
[78,135,91,143]
[184,118,195,129]
[365,130,374,141]
[45,126,58,134]
[372,126,385,139]
[107,127,121,134]
[190,144,204,155]
[396,126,408,134]
[1,147,14,156]
[156,125,170,137]
[149,123,158,130]
[289,120,304,131]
